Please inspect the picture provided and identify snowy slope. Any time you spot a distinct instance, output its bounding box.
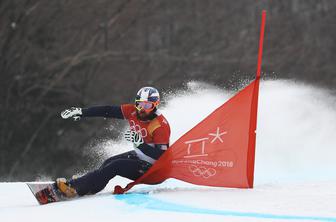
[1,179,336,222]
[1,80,336,222]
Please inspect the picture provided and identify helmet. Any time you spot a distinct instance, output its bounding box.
[135,87,160,112]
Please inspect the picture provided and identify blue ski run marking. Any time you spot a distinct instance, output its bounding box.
[115,193,336,221]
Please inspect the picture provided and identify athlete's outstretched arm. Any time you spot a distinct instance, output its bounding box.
[61,106,124,121]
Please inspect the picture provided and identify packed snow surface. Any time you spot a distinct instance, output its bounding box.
[1,80,336,222]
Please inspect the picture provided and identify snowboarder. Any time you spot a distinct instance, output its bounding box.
[56,86,171,197]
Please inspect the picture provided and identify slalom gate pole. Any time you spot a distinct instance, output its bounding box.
[247,10,266,188]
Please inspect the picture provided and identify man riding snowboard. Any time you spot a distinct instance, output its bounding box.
[57,86,170,197]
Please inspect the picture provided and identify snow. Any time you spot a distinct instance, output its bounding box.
[1,80,336,222]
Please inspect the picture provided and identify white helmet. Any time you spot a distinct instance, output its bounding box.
[135,87,160,112]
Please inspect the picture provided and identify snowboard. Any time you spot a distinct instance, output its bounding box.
[27,182,69,205]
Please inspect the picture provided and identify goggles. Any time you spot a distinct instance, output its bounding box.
[135,100,158,112]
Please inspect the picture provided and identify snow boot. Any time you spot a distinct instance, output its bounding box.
[56,178,77,198]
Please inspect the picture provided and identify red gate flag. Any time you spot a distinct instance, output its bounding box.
[145,79,259,186]
[114,10,266,194]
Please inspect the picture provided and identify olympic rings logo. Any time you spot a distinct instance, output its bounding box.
[189,165,216,179]
[129,120,148,138]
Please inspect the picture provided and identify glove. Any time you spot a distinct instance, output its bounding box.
[61,107,82,121]
[124,130,144,147]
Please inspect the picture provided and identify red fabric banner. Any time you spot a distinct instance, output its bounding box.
[114,79,260,194]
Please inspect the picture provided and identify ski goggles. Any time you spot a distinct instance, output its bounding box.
[135,100,158,112]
